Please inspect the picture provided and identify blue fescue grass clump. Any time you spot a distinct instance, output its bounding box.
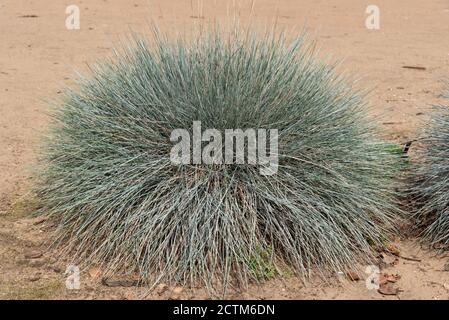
[36,28,403,291]
[411,92,449,247]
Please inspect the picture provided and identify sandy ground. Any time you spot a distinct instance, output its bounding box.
[1,0,449,299]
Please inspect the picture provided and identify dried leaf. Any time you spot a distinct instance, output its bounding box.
[386,244,400,256]
[88,267,102,280]
[24,250,43,259]
[101,277,140,287]
[380,253,399,267]
[346,270,360,281]
[378,282,400,296]
[379,273,401,285]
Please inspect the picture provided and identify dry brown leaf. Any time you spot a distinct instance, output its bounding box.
[379,273,401,285]
[31,216,48,225]
[378,282,400,296]
[380,253,399,267]
[346,270,360,281]
[88,267,102,280]
[386,244,400,256]
[101,277,140,287]
[24,250,43,259]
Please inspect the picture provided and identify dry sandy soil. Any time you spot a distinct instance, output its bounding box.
[1,0,449,300]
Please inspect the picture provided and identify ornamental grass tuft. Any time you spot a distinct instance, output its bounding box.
[411,91,449,247]
[36,27,403,291]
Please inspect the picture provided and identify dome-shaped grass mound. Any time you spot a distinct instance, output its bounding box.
[411,93,449,247]
[37,29,403,290]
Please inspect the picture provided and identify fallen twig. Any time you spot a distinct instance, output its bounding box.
[399,255,421,262]
[402,65,426,71]
[386,248,421,262]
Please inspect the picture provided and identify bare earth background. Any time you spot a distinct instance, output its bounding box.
[1,0,449,299]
